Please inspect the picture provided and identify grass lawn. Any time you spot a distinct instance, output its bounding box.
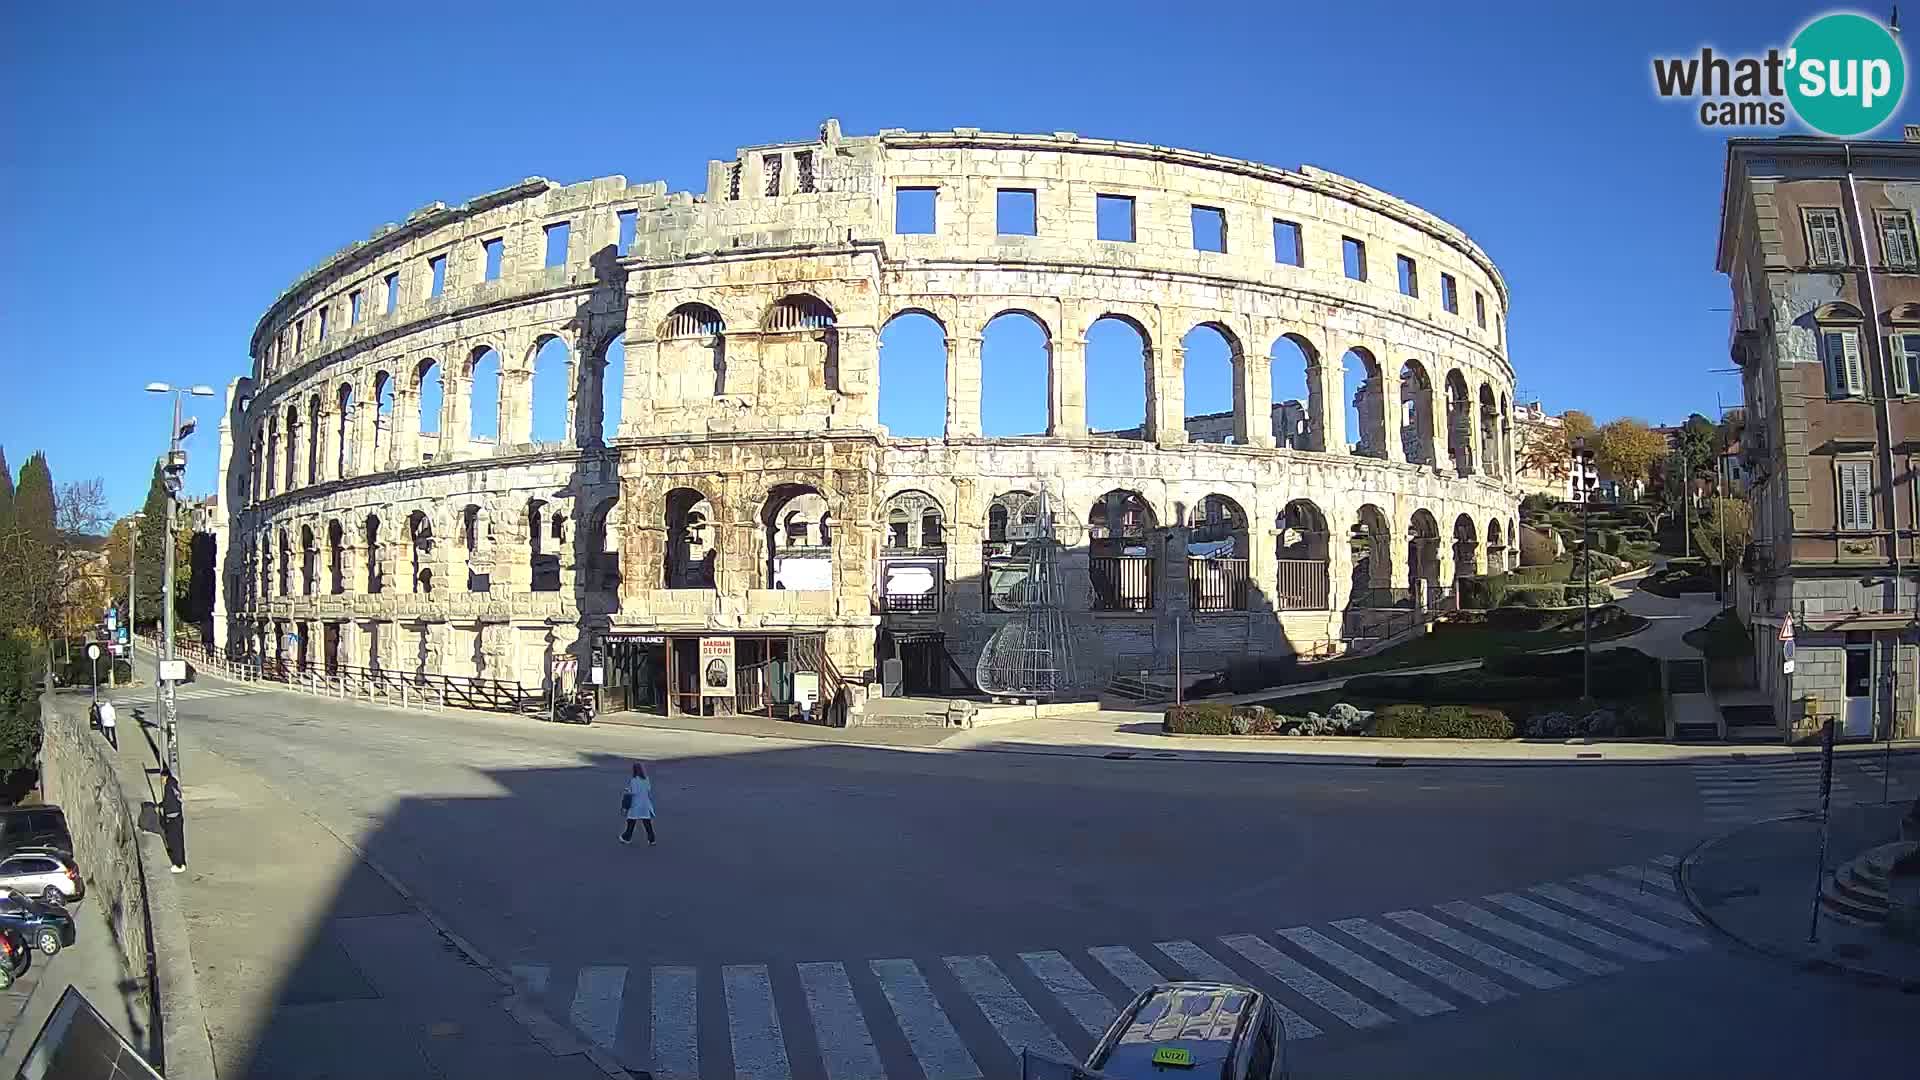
[1314,611,1651,677]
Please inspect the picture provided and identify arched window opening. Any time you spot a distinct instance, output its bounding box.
[878,312,947,438]
[528,500,561,593]
[364,516,383,594]
[1089,489,1156,611]
[467,348,500,451]
[1086,316,1150,440]
[983,490,1038,611]
[661,304,726,399]
[1347,504,1397,607]
[664,488,717,589]
[531,335,572,445]
[1187,494,1249,611]
[1487,518,1506,573]
[764,485,832,590]
[306,394,322,484]
[763,295,839,392]
[585,498,621,597]
[462,505,491,592]
[1398,360,1436,466]
[336,383,355,478]
[1181,324,1242,444]
[599,333,626,440]
[277,529,291,596]
[1407,509,1443,598]
[259,537,272,600]
[1479,385,1500,477]
[1445,371,1472,476]
[327,520,346,595]
[1344,348,1387,458]
[283,405,299,489]
[1275,499,1331,610]
[407,510,433,595]
[878,490,945,613]
[1270,334,1320,451]
[372,372,393,468]
[981,312,1050,437]
[1453,514,1480,580]
[1500,394,1514,481]
[417,359,444,464]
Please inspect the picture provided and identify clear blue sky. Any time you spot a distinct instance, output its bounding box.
[2,1,1892,515]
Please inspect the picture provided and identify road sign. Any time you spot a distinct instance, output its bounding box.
[86,643,100,661]
[159,659,186,682]
[1783,637,1795,674]
[1779,619,1794,642]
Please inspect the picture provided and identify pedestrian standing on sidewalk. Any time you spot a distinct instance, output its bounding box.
[620,762,656,845]
[96,699,117,750]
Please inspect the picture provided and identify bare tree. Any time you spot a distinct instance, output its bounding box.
[50,479,114,665]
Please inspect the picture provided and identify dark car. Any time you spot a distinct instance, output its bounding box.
[0,926,30,990]
[1085,982,1288,1080]
[0,807,71,858]
[0,891,74,955]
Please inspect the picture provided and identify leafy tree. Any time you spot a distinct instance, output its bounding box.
[1562,410,1596,443]
[0,446,12,532]
[1693,496,1753,569]
[1676,413,1718,478]
[0,633,38,772]
[1517,416,1571,482]
[1595,418,1669,483]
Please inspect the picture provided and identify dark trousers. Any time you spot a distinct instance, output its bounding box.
[622,817,655,842]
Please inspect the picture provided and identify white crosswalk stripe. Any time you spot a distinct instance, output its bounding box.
[1609,864,1678,893]
[1329,918,1509,1005]
[1693,759,1919,825]
[800,961,884,1080]
[512,854,1716,1078]
[1573,874,1702,925]
[946,954,1071,1063]
[723,964,792,1080]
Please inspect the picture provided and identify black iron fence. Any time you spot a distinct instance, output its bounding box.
[1091,556,1155,612]
[1273,559,1331,610]
[1187,557,1249,612]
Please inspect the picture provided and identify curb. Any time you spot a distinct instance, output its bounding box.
[1677,812,1920,993]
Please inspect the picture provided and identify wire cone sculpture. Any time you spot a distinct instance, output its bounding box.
[976,489,1080,699]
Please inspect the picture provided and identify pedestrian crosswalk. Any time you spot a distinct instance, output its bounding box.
[508,857,1704,1078]
[107,684,267,705]
[1693,757,1919,825]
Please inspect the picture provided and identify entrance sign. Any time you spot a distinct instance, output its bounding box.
[699,637,735,697]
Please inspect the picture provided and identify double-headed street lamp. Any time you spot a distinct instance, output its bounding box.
[1571,437,1600,701]
[145,381,214,874]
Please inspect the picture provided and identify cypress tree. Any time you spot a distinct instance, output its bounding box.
[0,446,13,531]
[132,461,170,631]
[13,452,53,549]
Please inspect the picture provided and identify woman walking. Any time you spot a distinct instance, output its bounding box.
[620,762,656,845]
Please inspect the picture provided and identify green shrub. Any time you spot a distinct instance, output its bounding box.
[1457,574,1510,611]
[1230,706,1279,735]
[1502,584,1565,608]
[1373,704,1515,738]
[1483,647,1661,696]
[1510,561,1571,584]
[59,656,133,688]
[1520,493,1559,516]
[1163,702,1234,734]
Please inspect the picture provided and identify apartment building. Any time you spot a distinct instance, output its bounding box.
[1717,135,1920,743]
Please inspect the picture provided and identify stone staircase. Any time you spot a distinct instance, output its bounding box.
[1820,841,1918,926]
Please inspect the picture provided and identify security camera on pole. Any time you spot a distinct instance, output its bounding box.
[146,381,214,874]
[1572,437,1600,700]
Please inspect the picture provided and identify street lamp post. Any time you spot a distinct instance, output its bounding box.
[145,381,214,874]
[1573,437,1599,701]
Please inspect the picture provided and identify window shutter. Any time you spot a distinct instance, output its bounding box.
[1839,461,1874,532]
[1893,335,1914,395]
[1841,331,1866,396]
[1823,332,1847,395]
[1839,464,1857,531]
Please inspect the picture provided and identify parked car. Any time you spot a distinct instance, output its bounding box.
[1077,982,1289,1080]
[0,926,30,990]
[0,891,74,955]
[0,806,71,858]
[0,849,83,905]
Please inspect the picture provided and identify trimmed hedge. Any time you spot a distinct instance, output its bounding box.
[1457,574,1510,611]
[1163,703,1234,734]
[1483,647,1662,695]
[1372,704,1515,739]
[1502,584,1565,607]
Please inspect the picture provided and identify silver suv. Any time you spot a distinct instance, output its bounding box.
[0,849,83,904]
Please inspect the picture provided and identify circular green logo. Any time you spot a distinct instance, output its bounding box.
[1787,13,1906,136]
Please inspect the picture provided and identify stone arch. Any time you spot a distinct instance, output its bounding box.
[327,519,347,595]
[1269,332,1321,451]
[1478,383,1500,477]
[594,330,626,443]
[1086,313,1152,440]
[1407,508,1442,594]
[300,523,318,596]
[1276,498,1331,610]
[416,357,443,440]
[1343,347,1387,458]
[1089,488,1157,612]
[1453,513,1480,579]
[1445,369,1472,475]
[763,294,840,393]
[880,489,946,550]
[335,382,356,478]
[460,503,493,593]
[370,370,393,468]
[1182,322,1245,444]
[981,309,1052,437]
[1487,517,1506,572]
[1499,391,1514,480]
[763,483,833,590]
[1398,359,1437,466]
[467,346,502,447]
[306,392,323,484]
[583,495,621,599]
[405,509,436,595]
[529,332,573,445]
[362,514,384,594]
[878,311,947,438]
[1188,493,1250,611]
[664,487,717,589]
[660,302,728,400]
[282,403,299,490]
[878,489,945,613]
[1348,502,1396,599]
[525,498,565,593]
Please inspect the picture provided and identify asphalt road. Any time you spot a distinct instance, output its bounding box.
[117,679,1917,1079]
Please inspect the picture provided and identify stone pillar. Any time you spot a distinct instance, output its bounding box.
[1312,361,1343,454]
[947,335,982,438]
[1241,352,1273,448]
[1376,360,1403,463]
[947,479,983,613]
[1325,508,1354,612]
[443,369,471,459]
[1151,344,1185,447]
[1051,337,1087,438]
[502,363,533,447]
[1464,396,1483,475]
[392,388,418,470]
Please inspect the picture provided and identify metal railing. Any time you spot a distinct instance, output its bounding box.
[145,635,544,715]
[1273,559,1331,610]
[1186,557,1249,612]
[1090,556,1155,612]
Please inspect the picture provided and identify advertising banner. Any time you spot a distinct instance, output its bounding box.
[699,637,736,697]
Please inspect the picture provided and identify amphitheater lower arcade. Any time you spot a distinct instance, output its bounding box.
[212,122,1521,720]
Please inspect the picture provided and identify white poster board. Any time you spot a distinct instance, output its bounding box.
[699,636,736,697]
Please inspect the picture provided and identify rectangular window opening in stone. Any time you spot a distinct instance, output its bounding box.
[1396,254,1418,297]
[349,290,363,325]
[482,237,504,281]
[384,271,400,313]
[727,161,741,201]
[1804,207,1847,267]
[1897,332,1920,394]
[318,306,330,340]
[1192,205,1226,252]
[428,254,447,298]
[1097,194,1135,242]
[616,210,637,256]
[796,150,815,193]
[997,189,1037,236]
[1475,290,1487,328]
[1273,219,1301,266]
[764,154,782,197]
[1343,237,1368,281]
[1878,209,1917,270]
[1440,272,1458,313]
[895,187,936,234]
[543,221,570,268]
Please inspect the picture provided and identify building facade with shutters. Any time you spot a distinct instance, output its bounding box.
[1718,136,1920,743]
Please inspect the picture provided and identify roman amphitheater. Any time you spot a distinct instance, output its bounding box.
[210,120,1521,722]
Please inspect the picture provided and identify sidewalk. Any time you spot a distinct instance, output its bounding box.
[1680,803,1920,989]
[106,717,610,1079]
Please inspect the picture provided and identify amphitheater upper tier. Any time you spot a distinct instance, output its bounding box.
[216,120,1522,714]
